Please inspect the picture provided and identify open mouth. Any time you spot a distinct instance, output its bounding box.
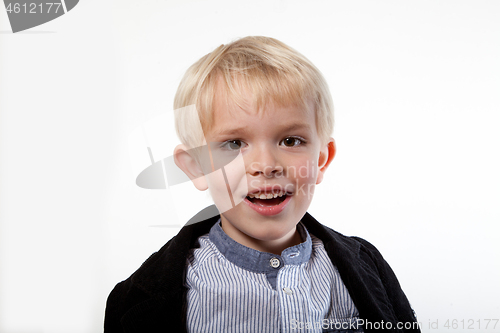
[246,191,289,207]
[244,189,292,216]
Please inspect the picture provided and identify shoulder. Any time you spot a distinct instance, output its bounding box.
[104,235,183,331]
[108,216,217,294]
[301,212,391,273]
[302,212,419,328]
[301,212,364,256]
[104,206,221,332]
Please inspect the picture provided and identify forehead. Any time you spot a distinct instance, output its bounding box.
[209,91,316,137]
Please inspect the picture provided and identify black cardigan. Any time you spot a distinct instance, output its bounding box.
[104,206,420,332]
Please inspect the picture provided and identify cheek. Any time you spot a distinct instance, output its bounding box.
[287,158,319,184]
[222,152,248,197]
[206,171,234,213]
[207,152,248,211]
[286,158,319,204]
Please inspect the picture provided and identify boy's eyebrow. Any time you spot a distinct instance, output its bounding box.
[211,127,248,137]
[211,123,313,137]
[279,123,313,133]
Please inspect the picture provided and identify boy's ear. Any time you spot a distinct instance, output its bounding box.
[316,138,336,185]
[173,144,208,191]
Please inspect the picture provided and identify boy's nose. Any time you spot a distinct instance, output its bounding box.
[246,146,283,178]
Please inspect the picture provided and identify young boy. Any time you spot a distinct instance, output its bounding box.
[104,36,420,333]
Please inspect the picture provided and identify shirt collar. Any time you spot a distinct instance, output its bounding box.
[208,219,312,274]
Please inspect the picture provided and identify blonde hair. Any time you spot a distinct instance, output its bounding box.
[174,36,333,148]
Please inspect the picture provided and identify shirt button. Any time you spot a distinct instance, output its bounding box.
[283,287,293,295]
[269,257,280,268]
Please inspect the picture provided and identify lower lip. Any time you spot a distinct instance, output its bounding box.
[243,195,292,216]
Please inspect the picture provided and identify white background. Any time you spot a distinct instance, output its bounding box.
[1,1,499,332]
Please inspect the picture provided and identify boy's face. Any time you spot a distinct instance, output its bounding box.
[199,93,335,251]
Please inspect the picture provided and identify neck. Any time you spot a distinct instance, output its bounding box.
[220,220,303,255]
[254,229,303,255]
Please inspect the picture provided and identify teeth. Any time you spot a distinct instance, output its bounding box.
[248,191,287,199]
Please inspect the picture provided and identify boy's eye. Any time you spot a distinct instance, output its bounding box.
[281,137,304,147]
[221,140,245,150]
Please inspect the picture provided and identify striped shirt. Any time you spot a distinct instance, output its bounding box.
[185,221,364,333]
